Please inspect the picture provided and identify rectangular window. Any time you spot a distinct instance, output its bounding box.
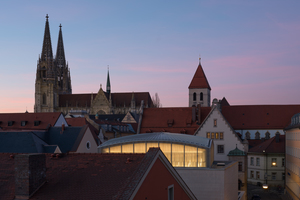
[256,171,260,179]
[168,185,174,200]
[206,132,210,138]
[251,171,254,179]
[282,173,285,181]
[214,119,217,127]
[211,132,215,139]
[250,157,254,166]
[215,132,219,139]
[217,145,224,153]
[238,162,242,171]
[272,173,276,180]
[272,158,277,167]
[220,132,224,140]
[282,158,285,167]
[256,158,260,166]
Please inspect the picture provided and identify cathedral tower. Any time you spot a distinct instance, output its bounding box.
[34,15,71,113]
[188,58,211,107]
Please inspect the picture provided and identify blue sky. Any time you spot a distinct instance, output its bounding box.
[0,1,300,112]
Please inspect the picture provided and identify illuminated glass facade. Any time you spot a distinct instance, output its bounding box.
[101,142,207,167]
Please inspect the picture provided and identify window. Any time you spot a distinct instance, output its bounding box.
[86,141,90,150]
[215,132,219,139]
[21,121,27,126]
[43,93,47,105]
[256,171,260,179]
[255,131,260,139]
[206,132,210,138]
[282,173,285,181]
[214,119,217,127]
[256,158,260,166]
[34,120,41,126]
[272,158,277,167]
[168,185,174,200]
[200,92,203,101]
[272,173,276,180]
[282,158,285,167]
[211,132,215,139]
[251,171,254,179]
[220,132,224,140]
[265,132,270,139]
[246,132,250,140]
[250,157,254,166]
[238,162,243,171]
[217,145,224,153]
[8,121,14,126]
[193,92,196,101]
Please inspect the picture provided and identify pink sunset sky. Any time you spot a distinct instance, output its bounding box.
[0,1,300,113]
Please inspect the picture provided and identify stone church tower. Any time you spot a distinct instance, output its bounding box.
[188,58,211,107]
[34,15,71,113]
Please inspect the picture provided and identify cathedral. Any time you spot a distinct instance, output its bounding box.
[34,15,153,115]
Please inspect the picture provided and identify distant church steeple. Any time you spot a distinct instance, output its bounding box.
[106,66,111,95]
[188,57,211,107]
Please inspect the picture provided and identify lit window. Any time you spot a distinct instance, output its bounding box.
[250,157,254,166]
[256,158,260,166]
[217,145,224,153]
[214,119,217,127]
[215,132,219,139]
[272,158,277,167]
[206,132,210,138]
[220,132,224,140]
[211,133,215,139]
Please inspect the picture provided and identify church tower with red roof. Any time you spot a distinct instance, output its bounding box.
[188,58,211,107]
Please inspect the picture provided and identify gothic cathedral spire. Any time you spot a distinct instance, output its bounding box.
[41,14,53,62]
[106,67,111,95]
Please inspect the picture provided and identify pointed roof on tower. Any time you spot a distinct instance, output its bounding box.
[106,66,111,94]
[55,24,66,67]
[41,14,53,62]
[188,58,211,90]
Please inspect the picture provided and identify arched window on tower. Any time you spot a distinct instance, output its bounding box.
[255,131,260,139]
[193,92,196,101]
[200,92,203,101]
[43,93,46,105]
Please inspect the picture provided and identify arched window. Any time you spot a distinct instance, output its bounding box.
[255,131,260,139]
[193,92,196,101]
[265,132,270,139]
[245,132,250,140]
[200,92,203,101]
[42,93,46,105]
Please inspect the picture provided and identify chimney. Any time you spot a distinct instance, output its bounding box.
[62,123,65,131]
[197,104,201,123]
[15,154,46,199]
[192,106,196,122]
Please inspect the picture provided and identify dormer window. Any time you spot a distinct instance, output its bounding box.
[21,121,27,126]
[167,119,174,127]
[8,121,14,126]
[34,120,41,126]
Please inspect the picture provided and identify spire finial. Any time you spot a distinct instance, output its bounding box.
[59,24,62,28]
[100,84,102,89]
[46,14,49,20]
[199,54,201,64]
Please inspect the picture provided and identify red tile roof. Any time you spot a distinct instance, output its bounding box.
[188,63,211,90]
[249,135,285,154]
[0,149,162,200]
[66,117,88,127]
[140,107,211,135]
[0,112,63,131]
[59,92,153,108]
[222,105,300,129]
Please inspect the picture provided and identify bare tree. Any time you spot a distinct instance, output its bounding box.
[152,93,162,108]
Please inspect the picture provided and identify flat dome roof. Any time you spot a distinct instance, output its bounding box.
[98,132,212,149]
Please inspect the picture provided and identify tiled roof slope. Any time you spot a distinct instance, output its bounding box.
[140,107,211,135]
[0,150,161,200]
[222,105,300,129]
[59,92,153,108]
[0,112,62,130]
[188,63,211,90]
[249,135,285,154]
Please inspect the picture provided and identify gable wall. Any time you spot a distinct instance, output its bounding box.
[54,114,69,127]
[133,158,192,200]
[195,108,244,161]
[75,128,98,153]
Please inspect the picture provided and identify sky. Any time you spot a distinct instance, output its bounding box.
[0,0,300,113]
